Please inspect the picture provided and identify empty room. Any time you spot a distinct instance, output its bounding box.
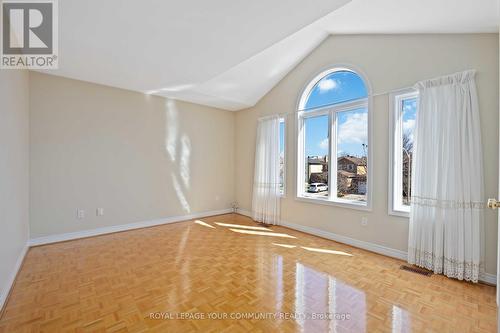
[1,0,500,332]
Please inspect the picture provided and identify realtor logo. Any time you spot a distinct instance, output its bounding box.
[1,0,58,69]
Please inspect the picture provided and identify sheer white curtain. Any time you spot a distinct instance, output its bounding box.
[252,115,281,225]
[408,70,485,282]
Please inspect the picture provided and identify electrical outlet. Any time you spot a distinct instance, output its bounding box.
[96,208,104,216]
[77,209,85,219]
[361,217,368,227]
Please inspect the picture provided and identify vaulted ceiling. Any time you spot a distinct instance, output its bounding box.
[39,0,499,111]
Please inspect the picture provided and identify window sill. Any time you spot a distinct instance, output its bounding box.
[295,195,371,211]
[388,207,410,218]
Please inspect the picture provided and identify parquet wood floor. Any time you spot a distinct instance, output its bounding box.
[0,213,496,332]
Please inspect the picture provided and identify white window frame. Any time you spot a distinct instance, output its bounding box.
[388,89,418,217]
[279,117,286,197]
[295,67,372,211]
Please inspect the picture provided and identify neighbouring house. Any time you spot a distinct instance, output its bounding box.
[306,155,367,195]
[307,156,328,184]
[338,156,366,175]
[337,156,367,195]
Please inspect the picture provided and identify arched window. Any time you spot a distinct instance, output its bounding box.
[297,67,370,208]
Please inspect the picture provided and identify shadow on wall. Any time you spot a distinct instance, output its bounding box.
[165,99,192,213]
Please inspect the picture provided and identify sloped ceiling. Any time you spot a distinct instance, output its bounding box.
[39,0,499,111]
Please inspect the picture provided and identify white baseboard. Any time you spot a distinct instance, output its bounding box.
[280,220,408,261]
[236,208,252,217]
[480,273,497,285]
[29,208,233,246]
[5,208,494,315]
[1,242,29,312]
[235,210,496,285]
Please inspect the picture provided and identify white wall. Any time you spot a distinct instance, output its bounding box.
[9,34,499,283]
[235,34,499,275]
[29,72,235,238]
[0,70,30,307]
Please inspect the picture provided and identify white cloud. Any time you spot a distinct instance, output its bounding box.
[319,138,329,150]
[403,119,415,132]
[404,99,417,111]
[404,104,415,112]
[318,78,338,93]
[403,119,415,142]
[338,112,367,145]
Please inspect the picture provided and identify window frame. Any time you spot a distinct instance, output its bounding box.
[279,117,286,197]
[295,66,372,211]
[388,89,418,217]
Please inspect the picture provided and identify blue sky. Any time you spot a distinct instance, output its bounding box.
[303,71,368,157]
[402,98,417,144]
[305,115,329,157]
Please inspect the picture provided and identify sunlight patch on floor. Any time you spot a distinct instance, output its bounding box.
[194,220,215,228]
[215,222,270,231]
[271,243,353,256]
[272,243,297,248]
[229,229,296,238]
[301,246,353,256]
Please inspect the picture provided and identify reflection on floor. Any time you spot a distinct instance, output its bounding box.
[0,213,496,332]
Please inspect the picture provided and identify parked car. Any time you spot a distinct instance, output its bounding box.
[308,183,328,193]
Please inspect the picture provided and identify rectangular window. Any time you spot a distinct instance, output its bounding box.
[389,90,418,216]
[335,107,368,203]
[303,115,329,199]
[279,118,285,196]
[297,99,370,209]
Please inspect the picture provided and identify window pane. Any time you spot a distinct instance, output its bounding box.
[336,108,368,202]
[304,115,329,198]
[304,70,367,110]
[401,98,416,205]
[279,120,285,194]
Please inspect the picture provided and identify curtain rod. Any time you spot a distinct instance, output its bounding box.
[371,86,414,97]
[263,85,414,119]
[258,69,476,119]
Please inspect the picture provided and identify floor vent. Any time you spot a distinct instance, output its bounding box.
[400,265,433,276]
